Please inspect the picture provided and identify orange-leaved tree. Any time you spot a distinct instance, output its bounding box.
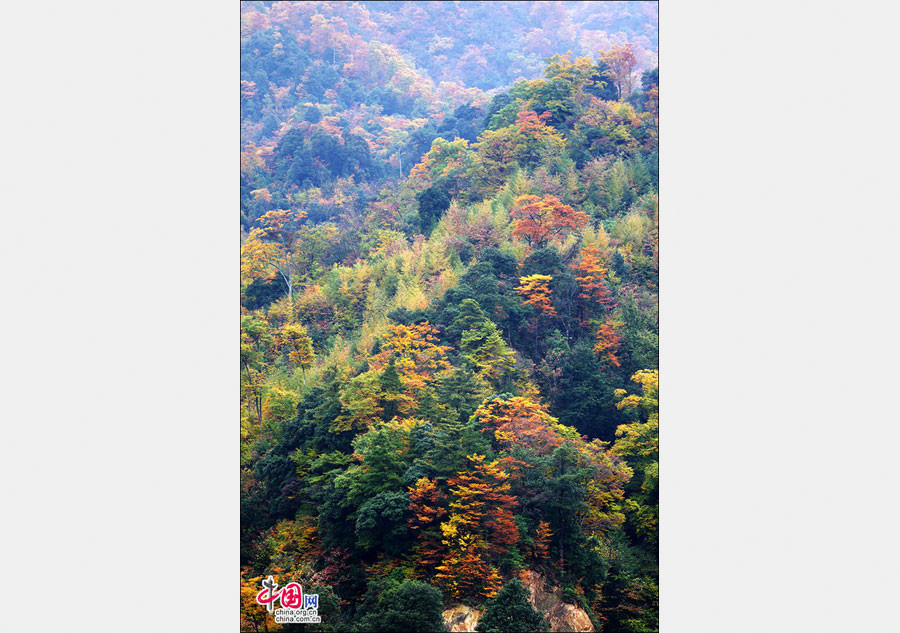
[572,244,613,306]
[516,274,557,317]
[435,454,518,600]
[510,194,588,252]
[370,322,452,396]
[446,454,519,557]
[533,520,553,561]
[474,396,564,455]
[435,533,501,602]
[593,319,624,367]
[408,477,448,575]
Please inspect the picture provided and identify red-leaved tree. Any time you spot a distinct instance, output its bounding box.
[510,194,588,252]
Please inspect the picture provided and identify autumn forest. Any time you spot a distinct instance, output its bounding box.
[240,2,659,631]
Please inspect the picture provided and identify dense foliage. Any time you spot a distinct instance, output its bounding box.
[241,2,658,631]
[477,579,550,633]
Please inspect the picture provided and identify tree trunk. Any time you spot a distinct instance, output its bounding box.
[287,279,293,321]
[559,537,565,571]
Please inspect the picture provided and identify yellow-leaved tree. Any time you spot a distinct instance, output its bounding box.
[613,369,659,544]
[516,274,557,317]
[278,323,315,386]
[240,209,307,306]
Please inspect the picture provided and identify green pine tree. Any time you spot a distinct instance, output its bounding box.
[435,367,483,424]
[379,354,404,421]
[357,579,448,632]
[448,298,490,341]
[476,578,549,633]
[461,322,516,387]
[417,387,450,424]
[424,415,490,482]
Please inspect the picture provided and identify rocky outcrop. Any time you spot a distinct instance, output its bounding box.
[520,570,595,632]
[442,604,483,632]
[548,602,594,632]
[441,570,594,632]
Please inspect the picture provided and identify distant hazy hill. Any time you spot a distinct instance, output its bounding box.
[357,0,658,90]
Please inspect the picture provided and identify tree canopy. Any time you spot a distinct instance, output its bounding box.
[240,3,658,631]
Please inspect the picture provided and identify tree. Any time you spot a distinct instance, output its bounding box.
[448,298,491,341]
[641,67,659,92]
[355,490,411,554]
[452,303,516,387]
[474,396,563,455]
[408,136,476,198]
[341,423,412,506]
[421,414,491,483]
[370,322,452,401]
[551,340,622,440]
[600,44,638,100]
[415,387,450,426]
[594,319,624,367]
[408,476,449,574]
[279,323,314,385]
[461,323,516,387]
[434,368,484,424]
[241,316,274,424]
[645,84,659,133]
[571,244,613,309]
[476,578,549,633]
[511,109,566,165]
[435,454,518,600]
[533,521,553,561]
[333,370,383,432]
[516,275,557,317]
[357,579,448,633]
[510,195,588,252]
[241,208,308,306]
[469,108,567,197]
[378,354,405,421]
[240,571,272,633]
[435,532,502,602]
[543,441,623,581]
[447,454,519,557]
[613,369,659,544]
[416,185,451,234]
[535,53,598,128]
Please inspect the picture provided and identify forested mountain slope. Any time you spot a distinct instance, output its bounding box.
[241,2,659,631]
[240,0,657,226]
